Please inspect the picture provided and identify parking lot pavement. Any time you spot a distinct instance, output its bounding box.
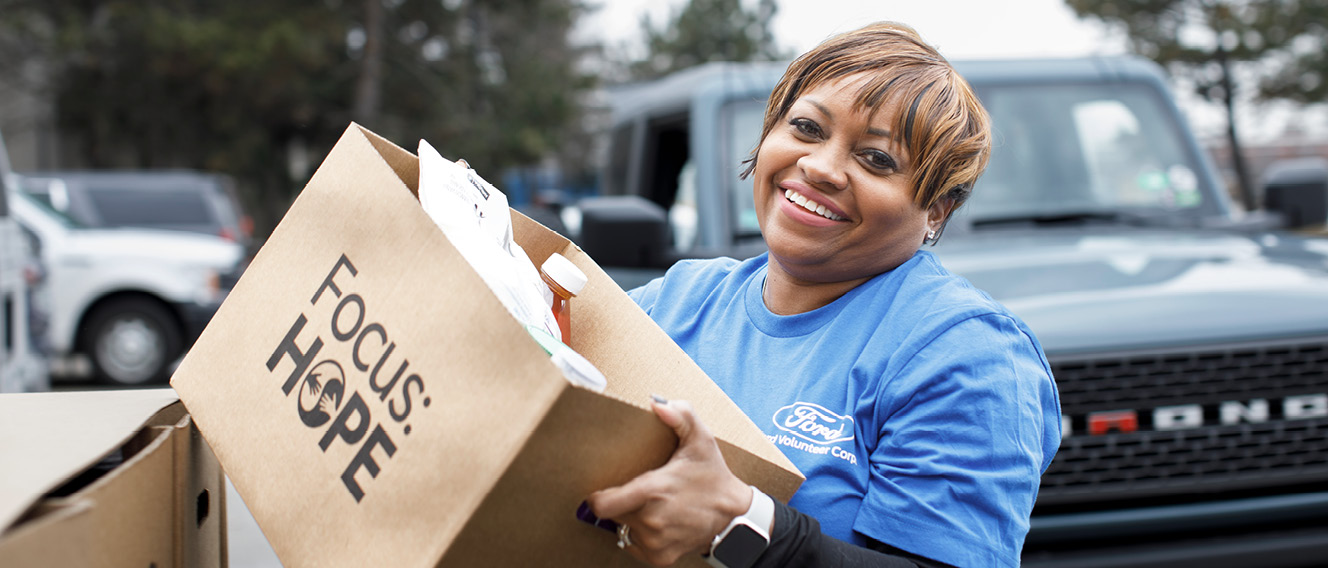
[227,476,283,567]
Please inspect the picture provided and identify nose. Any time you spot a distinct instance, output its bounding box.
[797,145,849,191]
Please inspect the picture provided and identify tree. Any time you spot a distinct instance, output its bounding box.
[1065,0,1299,211]
[625,0,783,81]
[0,0,597,236]
[1253,0,1328,104]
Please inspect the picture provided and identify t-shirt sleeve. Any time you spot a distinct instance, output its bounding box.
[626,257,741,316]
[854,313,1061,568]
[626,276,664,314]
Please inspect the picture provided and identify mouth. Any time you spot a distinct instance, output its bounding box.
[784,189,846,221]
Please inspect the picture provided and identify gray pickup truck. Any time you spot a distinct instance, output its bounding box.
[565,56,1328,566]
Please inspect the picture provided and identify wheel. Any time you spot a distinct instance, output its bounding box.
[82,298,182,386]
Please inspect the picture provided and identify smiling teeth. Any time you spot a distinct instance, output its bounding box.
[785,189,845,221]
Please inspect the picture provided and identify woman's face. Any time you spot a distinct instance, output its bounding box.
[753,73,943,284]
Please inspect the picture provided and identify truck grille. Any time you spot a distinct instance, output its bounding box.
[1039,337,1328,507]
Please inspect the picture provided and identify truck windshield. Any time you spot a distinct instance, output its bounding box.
[964,83,1207,225]
[726,82,1210,235]
[14,179,84,228]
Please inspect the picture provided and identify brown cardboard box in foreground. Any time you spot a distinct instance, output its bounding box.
[0,389,227,568]
[169,124,803,567]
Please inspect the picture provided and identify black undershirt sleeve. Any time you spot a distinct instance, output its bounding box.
[750,500,955,568]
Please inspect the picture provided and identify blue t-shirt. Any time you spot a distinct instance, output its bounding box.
[629,251,1061,568]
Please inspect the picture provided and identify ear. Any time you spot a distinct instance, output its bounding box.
[926,195,957,234]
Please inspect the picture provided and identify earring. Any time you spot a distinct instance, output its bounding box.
[926,229,937,242]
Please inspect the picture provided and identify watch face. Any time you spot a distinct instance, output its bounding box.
[713,524,767,568]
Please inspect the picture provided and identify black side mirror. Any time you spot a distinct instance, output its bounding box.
[1262,157,1328,229]
[575,196,670,268]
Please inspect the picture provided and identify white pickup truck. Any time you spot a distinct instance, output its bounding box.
[7,174,244,386]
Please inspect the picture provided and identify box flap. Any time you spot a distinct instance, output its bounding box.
[74,425,179,567]
[0,500,95,567]
[0,388,180,535]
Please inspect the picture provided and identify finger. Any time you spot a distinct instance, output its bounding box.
[652,400,684,432]
[615,519,688,568]
[589,400,709,520]
[585,487,630,521]
[652,397,701,442]
[586,476,653,521]
[654,398,720,459]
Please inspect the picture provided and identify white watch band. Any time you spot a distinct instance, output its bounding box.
[745,486,775,536]
[704,486,775,568]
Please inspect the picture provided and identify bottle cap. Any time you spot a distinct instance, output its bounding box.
[541,253,588,296]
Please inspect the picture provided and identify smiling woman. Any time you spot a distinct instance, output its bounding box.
[751,73,933,313]
[585,21,1062,568]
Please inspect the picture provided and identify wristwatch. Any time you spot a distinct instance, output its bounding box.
[704,486,775,568]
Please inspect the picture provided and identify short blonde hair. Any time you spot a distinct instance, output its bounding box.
[742,22,990,241]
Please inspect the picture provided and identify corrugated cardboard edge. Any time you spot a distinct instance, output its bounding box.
[0,388,181,535]
[62,424,178,567]
[0,500,94,567]
[169,413,227,568]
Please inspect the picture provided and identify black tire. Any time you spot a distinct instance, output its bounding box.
[82,297,182,386]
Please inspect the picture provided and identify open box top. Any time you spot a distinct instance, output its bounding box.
[0,388,182,535]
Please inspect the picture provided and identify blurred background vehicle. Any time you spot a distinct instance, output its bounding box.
[7,178,245,386]
[567,56,1328,567]
[0,130,50,393]
[20,170,254,253]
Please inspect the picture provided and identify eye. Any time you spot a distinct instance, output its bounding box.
[789,117,823,139]
[858,148,898,172]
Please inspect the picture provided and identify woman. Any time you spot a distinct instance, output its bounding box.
[587,22,1061,568]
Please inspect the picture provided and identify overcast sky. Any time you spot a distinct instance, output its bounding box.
[574,0,1328,145]
[578,0,1127,61]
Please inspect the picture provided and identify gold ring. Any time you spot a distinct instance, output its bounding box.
[616,523,633,549]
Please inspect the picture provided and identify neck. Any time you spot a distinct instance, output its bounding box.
[762,261,869,316]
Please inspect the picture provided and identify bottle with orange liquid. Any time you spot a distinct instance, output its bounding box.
[538,253,587,345]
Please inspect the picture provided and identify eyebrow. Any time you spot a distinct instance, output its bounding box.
[807,99,894,139]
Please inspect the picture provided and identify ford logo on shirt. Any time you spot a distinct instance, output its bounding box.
[773,402,855,445]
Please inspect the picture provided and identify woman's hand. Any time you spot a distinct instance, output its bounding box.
[587,398,754,566]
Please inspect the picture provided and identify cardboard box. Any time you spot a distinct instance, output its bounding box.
[0,389,227,567]
[169,124,802,567]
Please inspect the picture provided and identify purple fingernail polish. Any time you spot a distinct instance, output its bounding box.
[575,501,618,533]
